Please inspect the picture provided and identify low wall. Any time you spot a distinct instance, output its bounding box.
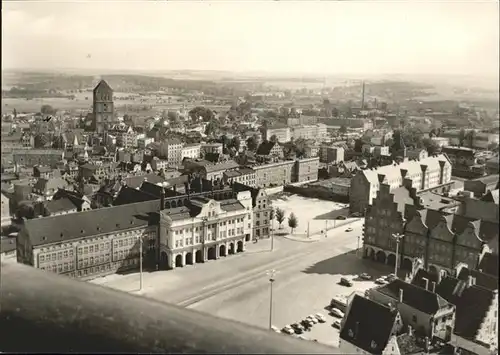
[283,185,349,203]
[263,186,284,195]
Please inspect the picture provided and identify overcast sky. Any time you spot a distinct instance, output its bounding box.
[2,1,499,77]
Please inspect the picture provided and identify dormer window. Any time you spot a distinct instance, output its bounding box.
[371,341,377,349]
[348,329,354,338]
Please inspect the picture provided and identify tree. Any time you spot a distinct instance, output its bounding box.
[288,213,298,234]
[458,128,466,147]
[231,136,241,152]
[422,138,441,155]
[204,120,219,136]
[246,136,258,151]
[275,208,285,229]
[269,135,278,143]
[16,202,35,220]
[13,108,17,118]
[189,106,214,122]
[40,104,57,116]
[354,138,364,153]
[339,125,347,134]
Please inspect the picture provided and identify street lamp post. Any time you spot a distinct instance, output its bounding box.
[137,236,143,292]
[270,218,275,252]
[266,269,277,330]
[392,233,404,277]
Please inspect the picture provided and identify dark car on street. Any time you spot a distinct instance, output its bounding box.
[291,323,304,334]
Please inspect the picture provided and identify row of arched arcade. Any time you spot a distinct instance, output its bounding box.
[160,240,245,270]
[363,246,456,283]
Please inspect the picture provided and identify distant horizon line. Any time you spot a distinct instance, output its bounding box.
[2,67,498,80]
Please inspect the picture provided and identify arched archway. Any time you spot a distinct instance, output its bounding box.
[219,244,226,257]
[175,254,183,268]
[376,250,387,264]
[229,243,235,255]
[195,250,203,263]
[185,252,193,265]
[364,247,375,259]
[245,234,251,242]
[165,201,171,209]
[160,251,169,270]
[402,258,413,271]
[171,200,177,208]
[387,254,396,267]
[237,241,244,253]
[208,247,217,260]
[428,265,440,282]
[183,199,189,206]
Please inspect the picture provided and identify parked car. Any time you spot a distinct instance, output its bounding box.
[291,323,304,334]
[351,212,361,217]
[345,227,353,232]
[332,320,341,329]
[300,319,313,330]
[375,277,388,285]
[359,273,372,280]
[307,315,319,324]
[336,216,347,220]
[271,325,281,333]
[385,273,397,282]
[330,308,345,318]
[281,325,295,334]
[340,277,353,287]
[315,313,326,323]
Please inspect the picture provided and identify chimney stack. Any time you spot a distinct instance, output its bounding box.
[431,281,436,293]
[408,325,413,336]
[422,277,429,291]
[468,275,476,287]
[160,187,165,210]
[354,321,359,339]
[399,289,404,303]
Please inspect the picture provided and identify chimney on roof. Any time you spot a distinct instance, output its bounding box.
[431,281,436,293]
[173,184,177,192]
[408,325,413,336]
[422,277,429,290]
[160,187,165,210]
[424,336,430,353]
[399,289,404,303]
[468,275,476,287]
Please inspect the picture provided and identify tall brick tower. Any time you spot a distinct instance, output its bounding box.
[92,79,114,134]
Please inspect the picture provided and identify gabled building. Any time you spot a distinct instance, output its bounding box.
[34,197,78,217]
[350,154,453,214]
[339,294,403,355]
[32,177,69,200]
[256,141,284,160]
[366,279,455,342]
[434,274,498,355]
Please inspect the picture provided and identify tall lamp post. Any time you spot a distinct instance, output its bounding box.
[392,233,404,277]
[137,235,143,291]
[266,269,278,330]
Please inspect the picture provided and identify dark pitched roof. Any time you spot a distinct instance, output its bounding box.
[33,177,68,193]
[23,199,161,247]
[44,198,77,214]
[124,174,166,189]
[478,252,499,278]
[113,186,158,206]
[256,141,278,156]
[411,268,439,287]
[340,295,397,354]
[377,279,450,314]
[93,79,113,94]
[453,285,495,340]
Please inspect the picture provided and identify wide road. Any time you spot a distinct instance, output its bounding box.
[92,219,366,307]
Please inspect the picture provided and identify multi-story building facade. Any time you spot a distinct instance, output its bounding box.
[16,189,252,280]
[181,143,201,160]
[319,146,344,164]
[137,137,154,149]
[223,168,256,187]
[163,138,183,167]
[233,183,273,240]
[263,126,291,143]
[252,160,295,187]
[160,192,253,269]
[290,124,327,140]
[362,184,498,282]
[1,238,17,263]
[150,157,169,172]
[109,124,136,148]
[183,159,240,181]
[91,80,116,134]
[350,154,453,214]
[293,157,319,184]
[256,141,284,160]
[12,149,64,168]
[201,143,223,156]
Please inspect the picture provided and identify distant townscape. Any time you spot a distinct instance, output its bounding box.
[1,73,498,355]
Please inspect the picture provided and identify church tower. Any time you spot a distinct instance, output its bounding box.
[92,79,114,134]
